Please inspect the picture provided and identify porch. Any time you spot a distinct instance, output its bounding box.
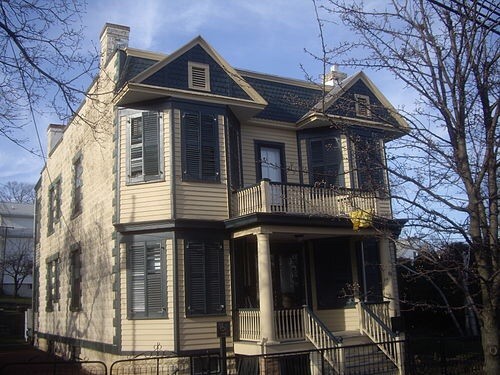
[234,304,405,374]
[231,180,392,218]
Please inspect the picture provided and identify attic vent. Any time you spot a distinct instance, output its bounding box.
[188,62,210,91]
[355,94,371,117]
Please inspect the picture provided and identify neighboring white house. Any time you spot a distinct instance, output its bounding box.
[0,201,34,298]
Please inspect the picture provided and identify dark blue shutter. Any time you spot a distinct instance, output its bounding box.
[142,112,161,180]
[183,112,201,180]
[201,114,218,181]
[206,242,225,313]
[354,135,384,191]
[186,241,207,315]
[182,110,219,181]
[186,240,225,315]
[310,138,342,186]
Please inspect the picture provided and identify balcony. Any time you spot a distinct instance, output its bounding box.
[231,180,391,219]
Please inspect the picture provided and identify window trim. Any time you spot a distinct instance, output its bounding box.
[184,239,226,317]
[125,111,164,185]
[307,136,344,188]
[188,61,210,92]
[127,240,167,319]
[354,94,371,117]
[47,177,61,235]
[254,140,286,183]
[71,153,83,218]
[181,109,220,183]
[70,245,82,312]
[46,254,60,312]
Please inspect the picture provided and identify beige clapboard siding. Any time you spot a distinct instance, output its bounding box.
[120,239,175,352]
[315,308,360,332]
[119,109,172,223]
[37,58,117,345]
[177,239,233,351]
[240,122,300,186]
[173,111,229,220]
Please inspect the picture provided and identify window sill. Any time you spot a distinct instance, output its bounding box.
[126,177,165,186]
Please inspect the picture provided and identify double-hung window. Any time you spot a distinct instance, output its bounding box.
[48,178,61,234]
[127,111,162,183]
[70,246,82,311]
[309,137,344,187]
[185,240,225,316]
[181,110,219,182]
[127,241,166,318]
[353,134,385,191]
[72,155,83,217]
[46,255,60,312]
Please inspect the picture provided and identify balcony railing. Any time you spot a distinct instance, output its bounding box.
[231,180,391,218]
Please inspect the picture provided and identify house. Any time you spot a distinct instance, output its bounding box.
[0,201,34,298]
[34,23,408,372]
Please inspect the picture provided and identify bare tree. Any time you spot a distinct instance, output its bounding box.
[0,181,35,203]
[0,0,97,152]
[309,0,499,373]
[1,238,33,298]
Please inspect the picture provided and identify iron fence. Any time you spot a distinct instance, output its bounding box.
[0,360,107,375]
[0,336,484,375]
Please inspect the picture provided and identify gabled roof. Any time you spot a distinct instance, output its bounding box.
[300,71,409,132]
[128,36,266,106]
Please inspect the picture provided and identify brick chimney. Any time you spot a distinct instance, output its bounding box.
[47,124,65,154]
[324,64,348,85]
[99,23,130,67]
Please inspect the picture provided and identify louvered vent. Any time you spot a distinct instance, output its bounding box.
[189,62,210,91]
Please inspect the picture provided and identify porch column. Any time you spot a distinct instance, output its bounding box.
[256,233,276,343]
[379,237,399,316]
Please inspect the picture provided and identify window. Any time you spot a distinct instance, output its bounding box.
[185,240,225,316]
[127,240,166,318]
[353,134,385,191]
[48,178,61,234]
[188,62,210,91]
[355,94,371,117]
[70,246,82,311]
[72,155,83,217]
[314,238,354,309]
[255,142,285,183]
[181,110,219,182]
[46,255,60,312]
[35,195,41,244]
[357,239,383,303]
[127,111,162,183]
[308,137,344,187]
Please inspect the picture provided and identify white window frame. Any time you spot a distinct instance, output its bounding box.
[188,61,210,91]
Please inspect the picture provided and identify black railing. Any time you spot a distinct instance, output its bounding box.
[0,360,107,375]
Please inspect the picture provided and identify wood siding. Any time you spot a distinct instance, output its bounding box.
[120,239,175,352]
[174,111,229,220]
[315,308,360,332]
[119,109,172,223]
[240,122,300,186]
[177,238,233,352]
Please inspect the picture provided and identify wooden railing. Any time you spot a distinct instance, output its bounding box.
[236,309,260,341]
[303,306,344,374]
[359,302,404,373]
[275,308,304,341]
[231,180,389,218]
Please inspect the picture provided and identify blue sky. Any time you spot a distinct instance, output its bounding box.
[0,0,410,185]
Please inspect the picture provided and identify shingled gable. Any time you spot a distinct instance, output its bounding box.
[123,36,266,108]
[298,71,408,133]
